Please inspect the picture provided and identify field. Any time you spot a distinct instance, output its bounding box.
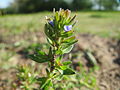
[0,11,120,90]
[0,11,120,38]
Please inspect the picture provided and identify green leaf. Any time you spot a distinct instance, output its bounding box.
[47,38,53,46]
[56,55,63,62]
[61,39,78,53]
[63,68,75,75]
[28,54,50,63]
[55,49,63,55]
[44,24,50,37]
[66,39,78,46]
[37,77,48,89]
[55,74,63,81]
[37,77,53,89]
[37,77,47,82]
[60,30,73,38]
[37,51,46,56]
[68,15,76,24]
[62,61,72,65]
[42,80,53,90]
[56,68,63,74]
[55,11,59,21]
[62,36,75,43]
[57,61,72,70]
[62,45,74,53]
[44,24,54,41]
[29,50,51,63]
[48,47,53,57]
[60,65,68,70]
[46,68,50,76]
[47,23,55,35]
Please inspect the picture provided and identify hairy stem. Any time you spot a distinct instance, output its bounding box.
[50,54,55,72]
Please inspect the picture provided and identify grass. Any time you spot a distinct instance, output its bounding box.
[76,11,120,38]
[0,11,120,38]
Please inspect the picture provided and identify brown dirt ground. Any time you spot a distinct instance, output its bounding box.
[76,34,120,90]
[0,32,120,90]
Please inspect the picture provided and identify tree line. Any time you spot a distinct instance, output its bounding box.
[2,0,120,14]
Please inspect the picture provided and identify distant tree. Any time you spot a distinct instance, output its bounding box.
[95,0,119,10]
[12,0,46,13]
[102,0,119,10]
[47,0,69,11]
[8,0,69,13]
[0,9,6,15]
[96,0,103,10]
[72,0,93,10]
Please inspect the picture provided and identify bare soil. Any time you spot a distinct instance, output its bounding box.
[76,34,120,90]
[0,32,120,90]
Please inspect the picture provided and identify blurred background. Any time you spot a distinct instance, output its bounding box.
[0,0,120,14]
[0,0,120,90]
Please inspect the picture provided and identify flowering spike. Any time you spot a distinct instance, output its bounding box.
[23,8,78,90]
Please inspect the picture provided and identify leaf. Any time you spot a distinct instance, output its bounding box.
[60,30,73,38]
[37,77,53,89]
[48,47,53,57]
[56,55,63,62]
[62,45,74,54]
[63,68,75,75]
[62,36,75,43]
[55,11,59,21]
[57,61,72,70]
[37,50,46,56]
[68,15,76,24]
[62,61,72,65]
[28,54,50,63]
[37,77,47,82]
[46,68,50,76]
[60,65,68,70]
[55,49,63,55]
[44,24,50,37]
[57,39,77,54]
[56,68,63,75]
[55,74,63,81]
[47,38,53,46]
[44,24,54,41]
[29,50,51,63]
[42,80,53,90]
[66,39,78,46]
[47,23,55,35]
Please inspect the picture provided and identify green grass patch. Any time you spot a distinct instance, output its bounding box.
[0,11,120,39]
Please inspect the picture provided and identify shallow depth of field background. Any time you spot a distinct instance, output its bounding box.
[0,0,120,89]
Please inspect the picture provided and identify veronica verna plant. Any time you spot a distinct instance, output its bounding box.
[29,8,78,89]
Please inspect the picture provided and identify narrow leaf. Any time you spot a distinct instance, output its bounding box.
[28,54,50,63]
[63,68,75,75]
[62,36,75,43]
[62,61,72,65]
[62,45,74,54]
